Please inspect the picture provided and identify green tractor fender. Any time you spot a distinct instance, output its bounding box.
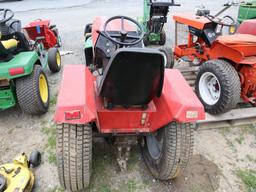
[0,51,41,79]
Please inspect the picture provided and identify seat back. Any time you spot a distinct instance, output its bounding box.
[98,48,165,107]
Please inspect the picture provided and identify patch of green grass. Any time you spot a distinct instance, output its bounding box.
[241,124,256,136]
[219,127,231,135]
[236,169,256,192]
[50,93,58,106]
[127,180,137,192]
[41,125,57,164]
[46,187,64,192]
[235,136,245,145]
[246,155,256,163]
[48,150,57,164]
[99,186,112,192]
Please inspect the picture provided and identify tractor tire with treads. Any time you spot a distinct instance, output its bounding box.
[159,46,175,68]
[142,122,194,180]
[159,30,166,45]
[57,124,92,192]
[48,48,61,73]
[16,65,49,115]
[195,59,241,114]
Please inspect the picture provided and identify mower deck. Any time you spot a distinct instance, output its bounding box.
[176,63,256,129]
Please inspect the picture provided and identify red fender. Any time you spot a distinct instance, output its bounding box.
[150,69,205,131]
[54,65,97,124]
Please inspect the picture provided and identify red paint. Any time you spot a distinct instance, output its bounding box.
[9,67,24,76]
[173,13,256,105]
[237,19,256,36]
[24,19,58,49]
[54,65,205,133]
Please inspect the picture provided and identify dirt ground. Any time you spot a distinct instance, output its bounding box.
[0,1,256,192]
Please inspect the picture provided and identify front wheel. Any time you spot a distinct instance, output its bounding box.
[142,122,194,180]
[48,48,61,73]
[195,59,241,114]
[159,30,166,45]
[159,46,175,68]
[57,124,92,192]
[16,65,49,115]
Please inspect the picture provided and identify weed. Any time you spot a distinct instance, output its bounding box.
[50,93,58,106]
[236,169,256,192]
[48,150,57,164]
[235,136,245,145]
[41,125,57,164]
[127,180,137,192]
[99,186,112,192]
[246,155,256,163]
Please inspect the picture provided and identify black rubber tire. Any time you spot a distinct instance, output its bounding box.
[48,48,61,73]
[16,65,49,115]
[143,34,150,47]
[84,23,92,37]
[195,59,241,114]
[29,151,41,168]
[0,175,7,192]
[159,46,175,68]
[159,30,166,45]
[57,124,92,192]
[142,122,194,180]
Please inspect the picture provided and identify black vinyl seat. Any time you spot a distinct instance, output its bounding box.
[98,48,165,107]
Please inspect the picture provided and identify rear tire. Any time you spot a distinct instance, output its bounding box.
[142,122,194,180]
[195,59,241,114]
[16,65,49,115]
[159,46,175,68]
[57,124,92,192]
[159,30,166,45]
[48,48,61,73]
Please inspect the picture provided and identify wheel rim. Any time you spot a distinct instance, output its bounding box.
[199,72,221,105]
[39,74,48,103]
[146,129,164,160]
[56,51,61,66]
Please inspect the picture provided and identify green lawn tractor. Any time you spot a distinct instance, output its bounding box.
[238,0,256,23]
[137,0,180,46]
[0,9,62,115]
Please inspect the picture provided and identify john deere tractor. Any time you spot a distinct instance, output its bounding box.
[137,0,180,46]
[0,9,61,115]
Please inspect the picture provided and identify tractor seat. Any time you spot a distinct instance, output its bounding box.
[1,39,18,50]
[217,34,256,45]
[98,48,165,107]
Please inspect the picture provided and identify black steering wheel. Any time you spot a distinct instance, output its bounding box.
[0,9,14,24]
[100,16,144,46]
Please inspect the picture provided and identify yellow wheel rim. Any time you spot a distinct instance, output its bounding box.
[39,74,49,103]
[56,51,61,67]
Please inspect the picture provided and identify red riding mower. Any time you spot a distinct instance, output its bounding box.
[173,8,256,114]
[55,15,205,191]
[24,19,62,49]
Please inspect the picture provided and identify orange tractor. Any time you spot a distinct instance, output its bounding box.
[173,9,256,114]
